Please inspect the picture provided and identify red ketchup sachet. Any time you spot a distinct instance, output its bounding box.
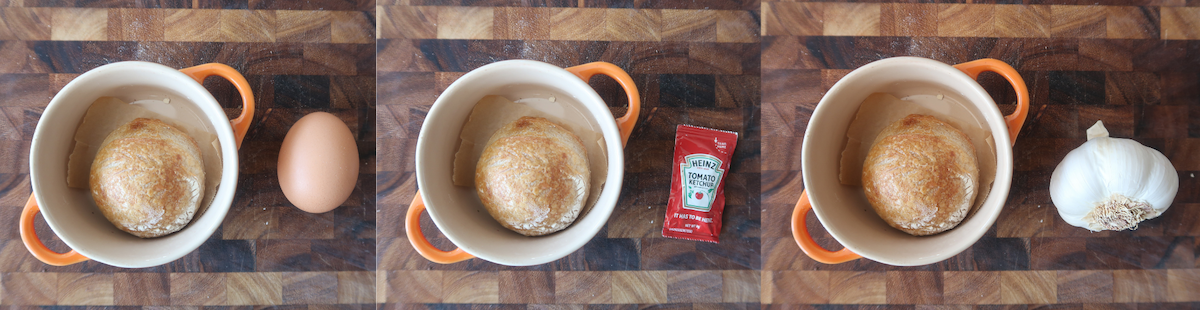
[662,124,738,243]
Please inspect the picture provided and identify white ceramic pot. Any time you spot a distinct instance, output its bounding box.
[22,61,254,268]
[792,57,1029,266]
[406,60,640,266]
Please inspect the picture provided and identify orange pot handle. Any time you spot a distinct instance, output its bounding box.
[406,192,474,264]
[179,63,255,149]
[952,59,1029,146]
[564,62,640,147]
[792,191,862,264]
[20,195,89,266]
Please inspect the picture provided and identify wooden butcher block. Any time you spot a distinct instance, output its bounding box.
[763,0,1200,308]
[376,0,762,308]
[0,1,375,306]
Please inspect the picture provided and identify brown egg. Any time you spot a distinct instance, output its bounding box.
[278,112,359,213]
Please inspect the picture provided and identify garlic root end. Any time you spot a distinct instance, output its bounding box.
[1083,193,1154,231]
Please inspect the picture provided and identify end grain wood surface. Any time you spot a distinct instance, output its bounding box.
[0,0,376,307]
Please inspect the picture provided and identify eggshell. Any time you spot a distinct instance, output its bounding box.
[278,112,359,213]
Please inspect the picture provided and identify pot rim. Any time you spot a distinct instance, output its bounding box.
[414,59,627,266]
[800,56,1015,266]
[29,61,240,268]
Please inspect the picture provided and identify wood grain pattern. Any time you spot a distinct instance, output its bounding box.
[1114,269,1168,302]
[1057,270,1113,303]
[337,271,375,303]
[996,5,1050,38]
[940,4,997,37]
[50,8,106,40]
[165,9,222,41]
[766,271,827,304]
[227,272,283,305]
[442,271,499,303]
[1001,271,1057,304]
[380,6,756,43]
[386,270,442,303]
[663,10,716,41]
[943,271,1000,304]
[763,3,1188,39]
[499,271,555,304]
[169,273,226,305]
[219,10,274,42]
[56,273,113,305]
[823,3,879,37]
[0,8,371,43]
[762,3,821,37]
[611,271,668,304]
[1168,269,1200,302]
[279,11,333,43]
[721,270,759,302]
[886,271,942,304]
[113,273,169,305]
[1,8,52,40]
[829,271,885,304]
[1051,5,1106,38]
[1161,7,1200,40]
[107,8,165,41]
[438,7,493,40]
[2,272,56,305]
[0,2,375,307]
[666,271,721,303]
[555,271,611,303]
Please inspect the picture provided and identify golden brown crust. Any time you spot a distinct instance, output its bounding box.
[862,114,978,236]
[90,118,205,238]
[475,116,589,236]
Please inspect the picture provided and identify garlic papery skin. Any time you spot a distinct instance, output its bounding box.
[1049,121,1178,232]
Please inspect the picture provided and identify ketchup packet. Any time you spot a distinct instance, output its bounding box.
[662,125,738,243]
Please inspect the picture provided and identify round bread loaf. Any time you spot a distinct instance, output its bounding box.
[475,116,590,236]
[90,118,205,238]
[862,114,978,236]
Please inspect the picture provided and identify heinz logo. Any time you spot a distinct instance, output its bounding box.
[681,154,724,212]
[689,157,720,170]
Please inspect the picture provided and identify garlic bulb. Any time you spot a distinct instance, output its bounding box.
[1049,121,1178,232]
